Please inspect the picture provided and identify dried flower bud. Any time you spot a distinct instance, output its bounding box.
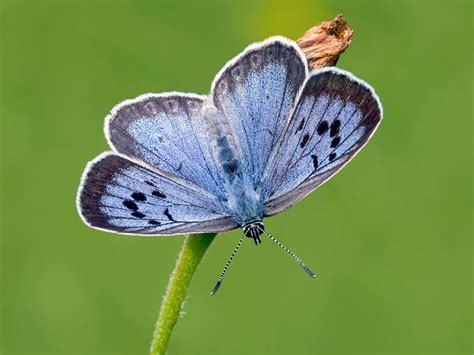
[297,14,354,69]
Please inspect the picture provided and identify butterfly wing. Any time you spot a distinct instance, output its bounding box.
[211,37,307,186]
[261,67,383,216]
[106,93,227,200]
[77,152,237,235]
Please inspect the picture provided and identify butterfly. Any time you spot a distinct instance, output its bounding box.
[77,36,382,294]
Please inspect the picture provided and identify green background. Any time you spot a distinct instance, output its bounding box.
[1,0,472,354]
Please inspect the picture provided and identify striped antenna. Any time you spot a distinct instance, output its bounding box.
[259,227,316,278]
[211,235,246,295]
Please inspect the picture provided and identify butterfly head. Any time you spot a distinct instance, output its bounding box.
[242,221,264,245]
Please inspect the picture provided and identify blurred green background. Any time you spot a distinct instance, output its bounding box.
[1,0,472,354]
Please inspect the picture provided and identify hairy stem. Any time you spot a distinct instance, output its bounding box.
[149,233,216,355]
[149,14,353,355]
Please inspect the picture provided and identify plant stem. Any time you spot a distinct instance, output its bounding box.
[149,15,353,355]
[149,233,216,355]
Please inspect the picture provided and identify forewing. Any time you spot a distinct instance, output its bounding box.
[212,37,307,184]
[77,153,237,235]
[106,93,226,199]
[262,68,383,216]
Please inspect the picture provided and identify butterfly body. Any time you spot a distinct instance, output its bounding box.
[204,105,264,227]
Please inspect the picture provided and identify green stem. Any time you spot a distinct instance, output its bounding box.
[149,233,217,355]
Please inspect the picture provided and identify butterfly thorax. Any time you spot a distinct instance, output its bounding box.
[224,175,263,226]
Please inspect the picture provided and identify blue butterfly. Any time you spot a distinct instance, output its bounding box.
[77,37,383,294]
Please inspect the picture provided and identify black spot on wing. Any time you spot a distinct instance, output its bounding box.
[164,208,175,222]
[152,189,166,199]
[296,117,305,133]
[311,155,318,170]
[123,200,138,211]
[330,119,341,137]
[330,136,341,148]
[300,133,310,148]
[131,192,146,202]
[131,211,146,218]
[329,152,337,161]
[317,120,329,135]
[149,220,161,225]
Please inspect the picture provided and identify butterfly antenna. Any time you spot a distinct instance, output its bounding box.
[211,235,246,295]
[259,227,316,278]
